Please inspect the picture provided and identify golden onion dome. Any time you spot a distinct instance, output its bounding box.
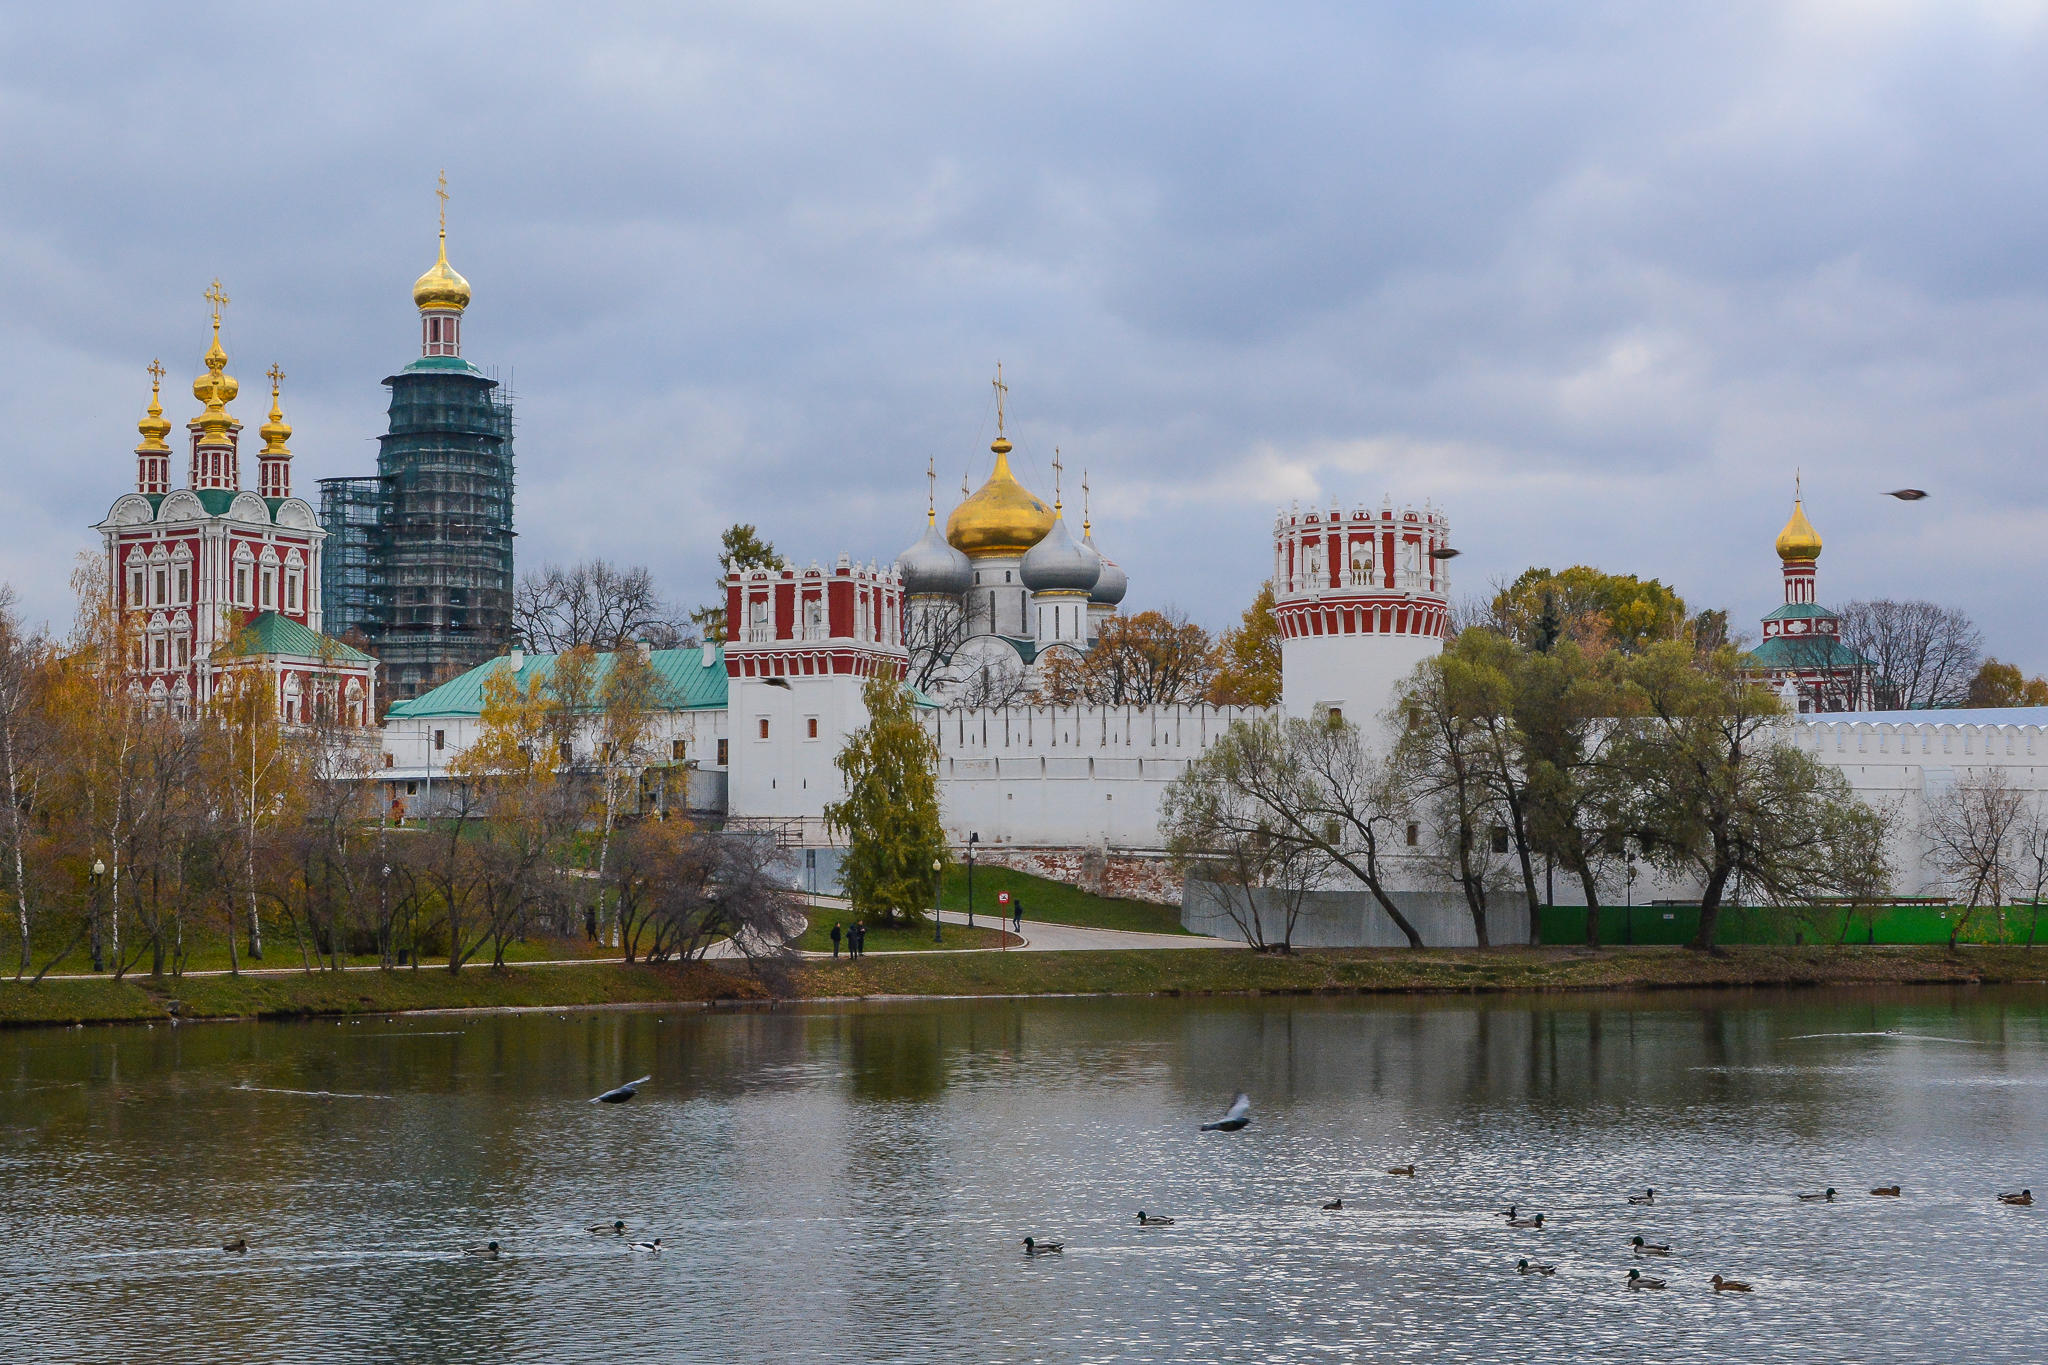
[192,326,240,442]
[259,369,292,456]
[1775,497,1822,562]
[945,436,1056,558]
[135,364,172,453]
[413,228,471,313]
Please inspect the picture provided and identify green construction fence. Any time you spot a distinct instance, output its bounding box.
[1537,903,2048,947]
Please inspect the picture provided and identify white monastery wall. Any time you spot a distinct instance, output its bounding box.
[928,703,1272,849]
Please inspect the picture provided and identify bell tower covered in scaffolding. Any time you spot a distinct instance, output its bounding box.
[321,179,516,703]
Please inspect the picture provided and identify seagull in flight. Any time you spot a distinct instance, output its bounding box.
[592,1075,652,1104]
[1200,1093,1252,1132]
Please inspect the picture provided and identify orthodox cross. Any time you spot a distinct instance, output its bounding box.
[925,456,937,522]
[1051,447,1063,506]
[992,362,1007,434]
[267,363,286,398]
[147,358,166,391]
[1081,470,1091,532]
[437,169,449,232]
[204,278,230,328]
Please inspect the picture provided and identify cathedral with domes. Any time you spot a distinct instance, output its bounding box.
[894,371,1127,701]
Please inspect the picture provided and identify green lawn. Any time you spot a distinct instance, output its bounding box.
[795,914,1016,954]
[939,865,1189,935]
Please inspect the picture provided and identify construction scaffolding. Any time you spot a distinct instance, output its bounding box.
[316,475,385,644]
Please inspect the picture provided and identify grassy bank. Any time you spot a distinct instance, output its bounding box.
[939,865,1187,935]
[6,945,2047,1028]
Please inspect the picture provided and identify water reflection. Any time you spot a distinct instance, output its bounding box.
[3,987,2046,1363]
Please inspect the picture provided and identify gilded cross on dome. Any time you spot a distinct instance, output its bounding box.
[1081,470,1091,535]
[925,457,937,526]
[204,278,230,329]
[1051,447,1063,510]
[147,358,166,387]
[992,362,1007,435]
[437,169,449,233]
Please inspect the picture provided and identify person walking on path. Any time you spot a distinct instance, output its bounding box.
[853,922,866,958]
[1013,897,1024,935]
[830,923,843,959]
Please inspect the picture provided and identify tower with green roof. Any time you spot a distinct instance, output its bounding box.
[323,186,516,703]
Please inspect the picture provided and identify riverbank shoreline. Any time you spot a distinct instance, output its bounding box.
[5,944,2048,1029]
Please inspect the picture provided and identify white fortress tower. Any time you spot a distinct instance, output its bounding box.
[724,555,907,831]
[1274,500,1452,726]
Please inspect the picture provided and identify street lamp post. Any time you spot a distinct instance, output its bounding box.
[381,863,393,965]
[88,858,106,973]
[933,857,944,945]
[966,832,979,929]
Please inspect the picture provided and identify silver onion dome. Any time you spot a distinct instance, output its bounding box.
[1019,513,1101,594]
[895,519,972,596]
[1084,528,1127,606]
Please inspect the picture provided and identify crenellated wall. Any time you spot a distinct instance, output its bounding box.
[928,702,1274,849]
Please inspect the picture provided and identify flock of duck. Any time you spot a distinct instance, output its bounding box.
[1014,1095,2039,1290]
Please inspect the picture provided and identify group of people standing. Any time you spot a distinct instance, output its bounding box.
[828,922,867,958]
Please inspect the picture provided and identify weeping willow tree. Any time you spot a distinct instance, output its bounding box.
[823,673,947,926]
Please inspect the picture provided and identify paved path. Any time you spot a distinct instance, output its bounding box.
[800,896,1239,955]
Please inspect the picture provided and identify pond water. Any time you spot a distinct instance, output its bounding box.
[4,987,2047,1363]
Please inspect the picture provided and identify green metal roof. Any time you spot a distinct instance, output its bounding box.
[194,489,238,516]
[219,612,375,662]
[1744,635,1873,671]
[387,645,729,718]
[1760,602,1838,622]
[393,355,489,380]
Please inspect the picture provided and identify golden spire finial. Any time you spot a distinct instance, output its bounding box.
[259,363,292,456]
[205,278,230,333]
[989,362,1013,457]
[926,457,937,527]
[1051,447,1063,513]
[961,469,970,500]
[1081,469,1091,536]
[413,173,472,314]
[136,359,172,453]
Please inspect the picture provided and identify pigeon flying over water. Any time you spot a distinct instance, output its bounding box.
[1884,489,1928,501]
[1200,1093,1252,1132]
[591,1075,652,1104]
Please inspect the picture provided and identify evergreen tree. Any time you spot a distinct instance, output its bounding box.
[823,674,947,925]
[693,524,781,643]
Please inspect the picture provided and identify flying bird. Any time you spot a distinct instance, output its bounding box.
[1428,547,1462,560]
[1200,1093,1251,1132]
[591,1075,652,1104]
[1884,489,1929,501]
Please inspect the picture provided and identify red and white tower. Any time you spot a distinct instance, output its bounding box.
[97,282,376,724]
[724,555,907,826]
[1274,499,1451,726]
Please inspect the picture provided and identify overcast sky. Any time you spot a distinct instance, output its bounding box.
[6,2,2047,666]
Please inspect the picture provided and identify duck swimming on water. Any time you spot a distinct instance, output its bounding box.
[465,1242,500,1258]
[1711,1274,1753,1293]
[222,1237,247,1254]
[1999,1190,2033,1206]
[1627,1189,1656,1205]
[1507,1213,1544,1229]
[1137,1212,1175,1226]
[1517,1259,1555,1275]
[1627,1270,1665,1290]
[589,1220,626,1235]
[1797,1188,1836,1202]
[1022,1237,1063,1256]
[1631,1237,1669,1256]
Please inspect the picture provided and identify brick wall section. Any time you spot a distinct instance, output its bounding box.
[969,846,1185,907]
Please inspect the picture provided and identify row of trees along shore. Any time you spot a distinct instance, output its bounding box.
[0,556,800,984]
[1164,567,2048,953]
